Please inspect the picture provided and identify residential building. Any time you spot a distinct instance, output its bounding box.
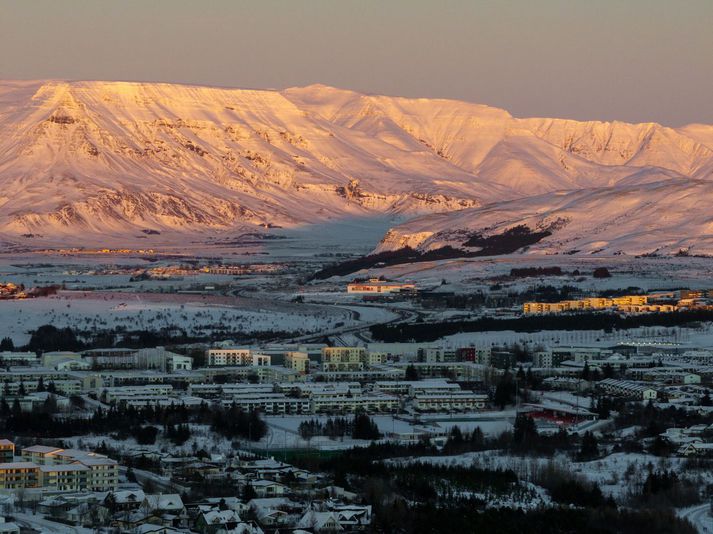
[284,351,309,374]
[598,378,658,400]
[0,462,39,489]
[321,347,367,372]
[206,348,270,367]
[346,279,415,294]
[0,441,14,463]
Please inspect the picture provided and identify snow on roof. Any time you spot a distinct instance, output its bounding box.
[297,510,341,530]
[110,490,146,503]
[22,445,62,454]
[144,493,184,510]
[201,509,241,524]
[78,457,117,466]
[39,463,89,472]
[0,462,36,469]
[251,479,287,488]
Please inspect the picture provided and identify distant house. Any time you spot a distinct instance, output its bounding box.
[678,442,713,457]
[297,510,343,532]
[104,489,145,512]
[250,479,290,498]
[0,518,20,534]
[195,509,245,534]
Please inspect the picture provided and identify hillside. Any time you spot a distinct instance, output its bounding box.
[374,177,713,258]
[0,80,711,249]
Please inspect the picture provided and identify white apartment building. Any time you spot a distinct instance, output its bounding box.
[221,394,310,415]
[206,348,271,367]
[413,392,488,412]
[311,394,399,414]
[0,352,39,365]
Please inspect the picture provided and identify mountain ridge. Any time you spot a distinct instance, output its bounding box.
[0,80,711,250]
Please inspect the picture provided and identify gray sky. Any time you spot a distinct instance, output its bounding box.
[1,0,711,126]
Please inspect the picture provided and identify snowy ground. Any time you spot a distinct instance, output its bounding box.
[0,290,360,345]
[678,504,713,534]
[260,412,514,451]
[392,449,713,507]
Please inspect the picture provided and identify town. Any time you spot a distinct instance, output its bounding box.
[0,322,709,532]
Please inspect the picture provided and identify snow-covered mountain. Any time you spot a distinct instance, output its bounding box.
[374,178,713,257]
[1,80,712,250]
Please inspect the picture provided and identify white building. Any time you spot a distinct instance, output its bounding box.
[206,348,270,367]
[598,378,658,400]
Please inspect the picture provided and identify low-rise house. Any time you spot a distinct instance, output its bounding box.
[678,442,713,457]
[0,518,19,534]
[142,493,187,528]
[195,509,263,534]
[65,502,112,527]
[104,490,146,512]
[328,503,373,529]
[297,510,343,532]
[250,479,290,498]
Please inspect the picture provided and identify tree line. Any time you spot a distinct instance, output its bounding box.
[371,309,713,342]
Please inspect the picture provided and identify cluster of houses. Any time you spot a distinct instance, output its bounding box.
[0,442,373,533]
[658,423,713,457]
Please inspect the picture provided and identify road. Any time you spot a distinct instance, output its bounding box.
[119,466,189,494]
[679,504,713,533]
[288,304,422,344]
[13,512,93,533]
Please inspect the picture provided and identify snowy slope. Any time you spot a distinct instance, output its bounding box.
[0,80,711,248]
[375,177,713,257]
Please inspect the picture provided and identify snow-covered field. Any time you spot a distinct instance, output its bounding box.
[0,291,359,345]
[392,449,713,506]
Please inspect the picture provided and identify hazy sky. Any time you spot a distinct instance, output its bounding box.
[1,0,711,126]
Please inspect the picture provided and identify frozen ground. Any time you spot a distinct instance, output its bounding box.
[261,412,514,451]
[392,449,713,506]
[0,290,364,345]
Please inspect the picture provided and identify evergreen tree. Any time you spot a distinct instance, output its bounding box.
[405,364,420,381]
[242,482,256,501]
[494,374,515,409]
[352,414,381,440]
[578,431,599,460]
[0,337,14,351]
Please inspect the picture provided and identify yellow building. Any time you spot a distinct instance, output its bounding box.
[524,295,661,315]
[284,351,309,374]
[21,445,63,465]
[0,440,14,463]
[0,462,39,489]
[39,464,88,491]
[321,347,368,372]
